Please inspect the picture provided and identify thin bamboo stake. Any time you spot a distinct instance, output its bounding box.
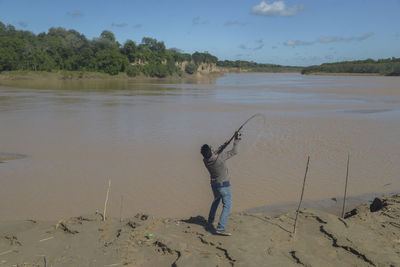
[293,156,310,234]
[0,250,13,256]
[119,195,124,222]
[103,180,111,221]
[341,153,350,218]
[39,236,54,242]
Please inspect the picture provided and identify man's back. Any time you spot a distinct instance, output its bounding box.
[203,139,239,184]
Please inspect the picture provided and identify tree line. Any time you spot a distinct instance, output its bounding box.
[0,22,219,78]
[4,21,397,78]
[301,58,400,76]
[217,60,301,72]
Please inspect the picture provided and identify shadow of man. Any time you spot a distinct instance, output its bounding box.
[181,215,216,234]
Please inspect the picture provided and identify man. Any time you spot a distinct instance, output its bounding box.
[201,131,241,236]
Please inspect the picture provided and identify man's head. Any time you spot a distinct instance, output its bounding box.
[201,144,213,159]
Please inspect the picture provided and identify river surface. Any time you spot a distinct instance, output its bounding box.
[1,73,399,220]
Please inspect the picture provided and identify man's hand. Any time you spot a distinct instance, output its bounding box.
[234,131,242,140]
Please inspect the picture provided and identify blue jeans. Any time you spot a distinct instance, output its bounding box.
[208,185,232,231]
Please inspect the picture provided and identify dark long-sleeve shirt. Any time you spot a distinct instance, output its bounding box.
[203,139,239,184]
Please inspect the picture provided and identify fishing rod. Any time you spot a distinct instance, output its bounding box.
[216,113,263,154]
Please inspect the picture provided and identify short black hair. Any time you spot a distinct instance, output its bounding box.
[201,144,212,158]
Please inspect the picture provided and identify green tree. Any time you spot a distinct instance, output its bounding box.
[96,50,128,75]
[185,63,197,74]
[100,30,116,42]
[141,37,165,54]
[0,21,233,77]
[125,64,140,77]
[0,37,25,71]
[121,40,137,62]
[0,22,6,35]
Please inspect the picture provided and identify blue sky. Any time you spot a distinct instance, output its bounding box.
[1,0,399,66]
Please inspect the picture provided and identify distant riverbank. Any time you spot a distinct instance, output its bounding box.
[304,72,384,76]
[301,57,400,76]
[0,68,304,81]
[0,70,221,81]
[0,69,303,89]
[303,72,400,77]
[0,70,228,87]
[2,70,398,86]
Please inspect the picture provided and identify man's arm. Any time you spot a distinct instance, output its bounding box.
[218,132,241,161]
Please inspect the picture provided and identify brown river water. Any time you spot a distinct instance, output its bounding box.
[1,73,399,220]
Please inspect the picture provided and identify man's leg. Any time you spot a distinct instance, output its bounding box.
[216,186,232,232]
[208,187,221,224]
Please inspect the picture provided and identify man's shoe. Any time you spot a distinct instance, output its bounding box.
[215,230,232,236]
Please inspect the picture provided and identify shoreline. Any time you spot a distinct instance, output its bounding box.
[0,70,221,81]
[1,71,397,86]
[0,70,303,83]
[303,72,397,76]
[244,189,400,218]
[0,187,397,221]
[0,70,224,90]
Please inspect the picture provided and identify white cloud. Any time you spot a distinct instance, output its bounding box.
[254,39,264,50]
[111,23,128,28]
[317,37,342,44]
[192,17,200,25]
[67,10,84,18]
[192,16,208,26]
[354,32,374,41]
[252,1,304,17]
[224,20,248,26]
[284,40,313,46]
[317,32,373,43]
[239,40,265,50]
[284,32,374,47]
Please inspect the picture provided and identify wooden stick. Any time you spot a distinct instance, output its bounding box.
[103,180,111,221]
[44,256,47,267]
[39,236,54,242]
[341,153,350,218]
[0,249,13,256]
[293,156,310,234]
[119,195,123,222]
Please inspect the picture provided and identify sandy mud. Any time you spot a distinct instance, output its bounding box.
[0,194,399,266]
